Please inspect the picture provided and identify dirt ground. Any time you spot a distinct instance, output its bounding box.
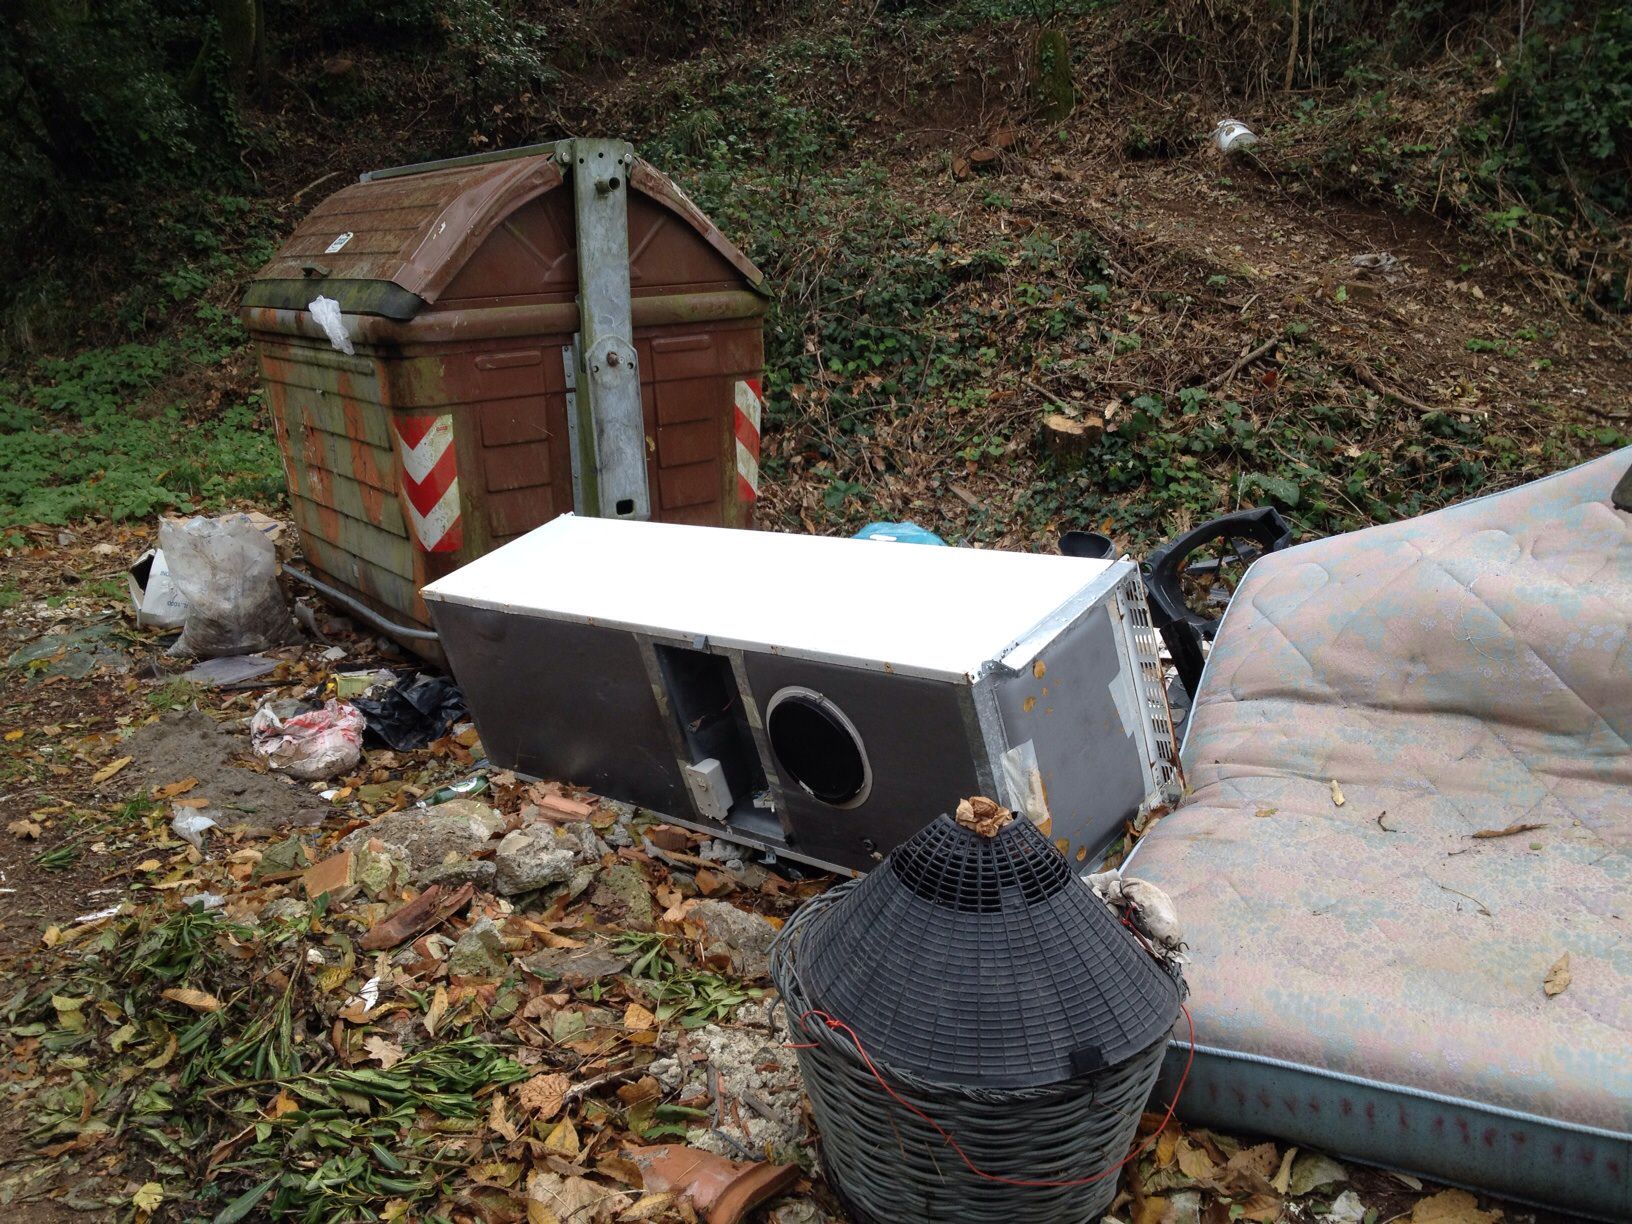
[760,130,1631,547]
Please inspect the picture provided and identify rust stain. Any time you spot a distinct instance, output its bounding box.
[338,371,387,526]
[1022,696,1036,713]
[1032,659,1046,679]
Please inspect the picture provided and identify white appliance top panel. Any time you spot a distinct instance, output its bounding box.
[423,516,1123,678]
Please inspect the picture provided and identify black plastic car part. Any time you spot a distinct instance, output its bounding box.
[1143,507,1293,639]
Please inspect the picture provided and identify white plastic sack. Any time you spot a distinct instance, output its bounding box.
[160,516,298,658]
[308,295,355,356]
[251,698,364,781]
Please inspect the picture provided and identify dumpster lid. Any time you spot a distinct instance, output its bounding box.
[247,147,765,319]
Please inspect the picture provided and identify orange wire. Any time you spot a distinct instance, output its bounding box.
[792,1001,1195,1189]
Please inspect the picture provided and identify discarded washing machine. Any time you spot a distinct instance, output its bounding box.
[424,517,1181,873]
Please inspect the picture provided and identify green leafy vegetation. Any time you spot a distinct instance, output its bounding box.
[613,930,762,1027]
[0,340,283,526]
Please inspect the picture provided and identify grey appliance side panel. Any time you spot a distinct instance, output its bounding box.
[990,603,1147,859]
[429,602,691,815]
[740,654,982,872]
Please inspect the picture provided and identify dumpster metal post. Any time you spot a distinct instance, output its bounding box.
[563,137,650,522]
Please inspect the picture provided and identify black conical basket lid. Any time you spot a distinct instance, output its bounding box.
[794,813,1181,1089]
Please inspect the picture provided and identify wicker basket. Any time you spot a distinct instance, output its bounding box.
[770,813,1183,1224]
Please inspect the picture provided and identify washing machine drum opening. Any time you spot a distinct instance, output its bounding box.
[767,691,869,806]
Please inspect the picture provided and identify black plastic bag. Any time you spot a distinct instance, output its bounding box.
[353,673,468,751]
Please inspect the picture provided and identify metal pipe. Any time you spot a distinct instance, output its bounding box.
[283,564,441,642]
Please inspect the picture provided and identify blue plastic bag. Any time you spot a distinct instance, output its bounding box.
[853,521,947,546]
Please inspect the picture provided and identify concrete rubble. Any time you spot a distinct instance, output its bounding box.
[339,798,505,882]
[648,999,807,1162]
[447,915,510,978]
[493,826,577,895]
[691,899,779,979]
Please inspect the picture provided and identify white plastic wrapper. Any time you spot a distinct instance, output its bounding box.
[308,295,355,356]
[160,515,298,658]
[172,806,220,850]
[251,698,365,781]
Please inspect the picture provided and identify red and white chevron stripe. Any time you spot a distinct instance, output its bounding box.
[733,378,763,504]
[393,414,463,553]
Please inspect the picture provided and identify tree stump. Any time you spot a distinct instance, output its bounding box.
[1040,413,1102,464]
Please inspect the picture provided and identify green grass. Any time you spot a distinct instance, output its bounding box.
[0,336,284,527]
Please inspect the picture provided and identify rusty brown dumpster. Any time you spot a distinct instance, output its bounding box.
[240,139,769,657]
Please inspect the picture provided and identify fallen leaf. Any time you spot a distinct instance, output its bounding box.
[424,984,448,1035]
[623,1002,655,1032]
[954,795,1014,837]
[1220,1143,1279,1195]
[51,995,87,1032]
[543,1117,580,1158]
[1175,1137,1218,1181]
[527,1171,624,1224]
[1254,807,1277,818]
[1329,779,1345,807]
[1543,953,1571,997]
[1287,1150,1347,1196]
[160,988,222,1013]
[91,755,132,784]
[132,1182,164,1212]
[490,1093,521,1142]
[151,778,199,800]
[1471,822,1545,839]
[694,868,730,896]
[143,1032,178,1069]
[364,1035,405,1069]
[1410,1188,1503,1224]
[1240,1193,1286,1223]
[7,819,41,839]
[1155,1127,1181,1168]
[3,729,22,742]
[622,1192,678,1221]
[268,1090,299,1119]
[518,1072,570,1118]
[1270,1146,1297,1195]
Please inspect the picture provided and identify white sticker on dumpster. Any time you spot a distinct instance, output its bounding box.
[324,231,353,254]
